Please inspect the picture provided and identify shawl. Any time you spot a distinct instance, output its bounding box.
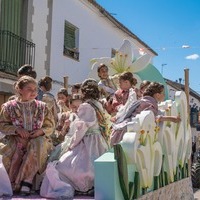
[87,100,109,143]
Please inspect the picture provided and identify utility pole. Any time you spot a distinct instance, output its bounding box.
[161,63,167,75]
[184,68,191,174]
[63,76,68,90]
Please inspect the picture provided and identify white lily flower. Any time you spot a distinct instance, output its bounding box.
[175,91,192,168]
[115,91,191,194]
[89,39,152,80]
[158,100,178,179]
[121,110,162,189]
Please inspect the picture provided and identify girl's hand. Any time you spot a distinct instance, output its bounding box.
[15,127,29,139]
[159,115,181,123]
[172,115,181,123]
[110,116,116,123]
[29,129,44,139]
[64,119,71,128]
[57,100,65,106]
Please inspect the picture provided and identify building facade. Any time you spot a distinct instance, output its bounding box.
[0,0,157,101]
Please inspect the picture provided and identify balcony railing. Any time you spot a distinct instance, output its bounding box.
[63,46,79,61]
[0,30,35,75]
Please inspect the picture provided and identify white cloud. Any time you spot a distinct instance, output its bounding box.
[185,54,199,60]
[182,45,190,48]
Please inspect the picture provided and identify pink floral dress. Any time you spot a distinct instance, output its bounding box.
[0,99,55,191]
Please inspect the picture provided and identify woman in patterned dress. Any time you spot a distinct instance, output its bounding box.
[0,76,55,195]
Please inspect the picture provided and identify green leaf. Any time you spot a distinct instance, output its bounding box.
[90,58,97,64]
[133,171,140,199]
[114,144,129,200]
[129,182,134,200]
[153,176,159,190]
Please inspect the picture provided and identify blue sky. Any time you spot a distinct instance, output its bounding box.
[96,0,200,93]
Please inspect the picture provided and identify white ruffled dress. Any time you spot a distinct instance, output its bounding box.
[40,102,109,198]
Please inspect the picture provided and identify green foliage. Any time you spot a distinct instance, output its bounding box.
[114,144,135,200]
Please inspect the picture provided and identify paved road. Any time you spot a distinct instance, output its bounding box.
[1,194,94,200]
[1,188,200,199]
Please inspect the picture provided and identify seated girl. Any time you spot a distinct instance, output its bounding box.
[110,82,181,147]
[112,72,138,113]
[97,64,118,98]
[56,87,70,114]
[137,80,151,98]
[0,76,55,195]
[70,83,82,96]
[48,94,83,162]
[40,79,109,199]
[39,76,59,124]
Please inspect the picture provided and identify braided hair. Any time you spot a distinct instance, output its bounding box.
[38,76,53,91]
[143,82,164,97]
[81,79,100,100]
[119,71,137,86]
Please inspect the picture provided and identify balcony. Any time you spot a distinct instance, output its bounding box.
[63,46,79,61]
[0,30,35,75]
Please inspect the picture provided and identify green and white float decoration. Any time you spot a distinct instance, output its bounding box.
[92,39,192,199]
[113,90,191,199]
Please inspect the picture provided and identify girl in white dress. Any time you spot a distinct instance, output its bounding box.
[40,79,109,199]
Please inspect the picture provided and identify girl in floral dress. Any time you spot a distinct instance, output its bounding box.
[0,76,55,195]
[40,79,109,199]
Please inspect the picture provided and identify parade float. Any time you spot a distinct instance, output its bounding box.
[90,40,194,200]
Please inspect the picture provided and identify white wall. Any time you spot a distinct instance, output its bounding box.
[31,0,49,79]
[29,0,156,95]
[49,0,155,88]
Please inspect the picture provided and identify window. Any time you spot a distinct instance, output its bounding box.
[63,21,79,61]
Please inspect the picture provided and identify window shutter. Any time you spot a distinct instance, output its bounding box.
[64,22,75,49]
[63,21,79,60]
